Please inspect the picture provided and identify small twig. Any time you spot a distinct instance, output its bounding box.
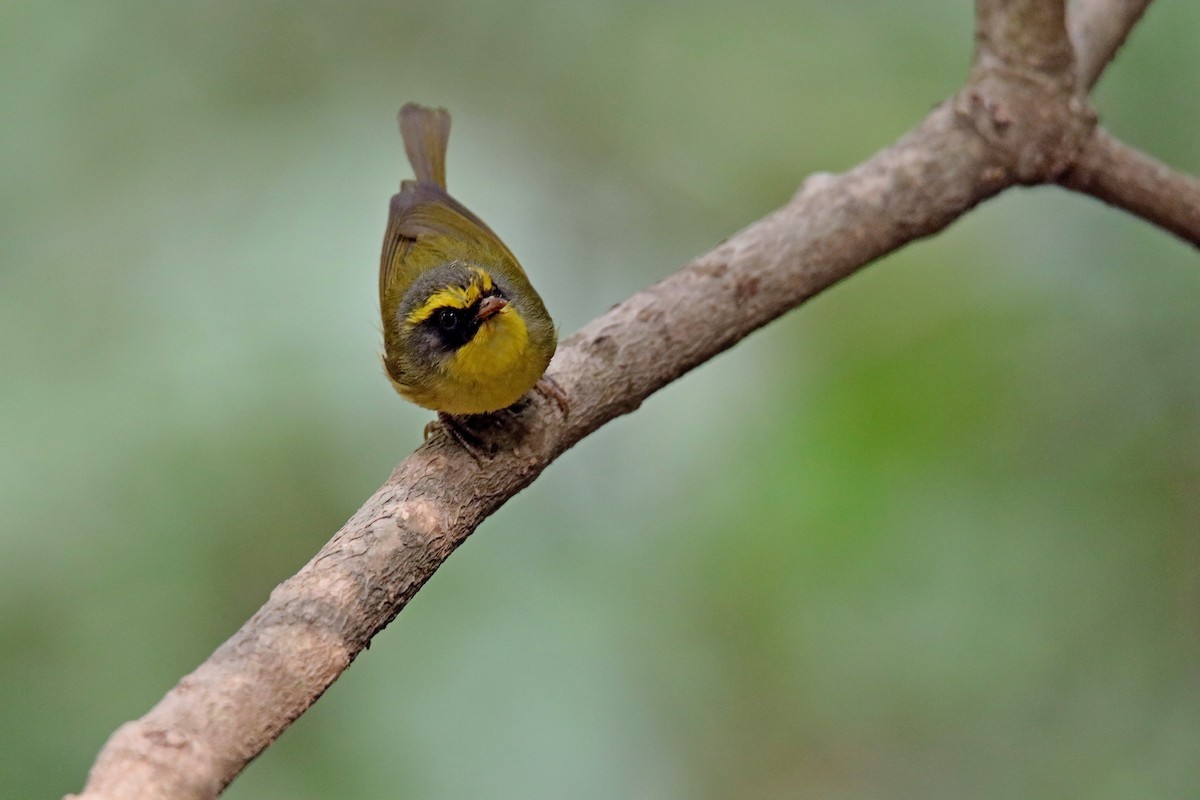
[1069,0,1155,90]
[1060,126,1200,247]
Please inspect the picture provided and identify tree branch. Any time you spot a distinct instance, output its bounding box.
[1059,126,1200,246]
[1069,0,1154,91]
[975,0,1073,77]
[72,97,1014,800]
[74,0,1191,797]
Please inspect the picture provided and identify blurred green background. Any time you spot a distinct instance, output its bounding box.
[3,1,1199,797]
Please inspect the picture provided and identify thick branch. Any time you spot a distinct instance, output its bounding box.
[1059,126,1200,246]
[72,1,1187,797]
[975,0,1073,77]
[73,101,1011,800]
[1069,0,1154,91]
[970,0,1088,185]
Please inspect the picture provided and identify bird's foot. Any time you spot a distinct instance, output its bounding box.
[428,411,490,461]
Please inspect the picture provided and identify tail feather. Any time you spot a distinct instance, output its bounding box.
[398,103,451,189]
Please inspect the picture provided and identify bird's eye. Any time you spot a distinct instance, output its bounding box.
[436,308,461,330]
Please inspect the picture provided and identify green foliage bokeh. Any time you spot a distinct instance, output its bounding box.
[2,1,1198,797]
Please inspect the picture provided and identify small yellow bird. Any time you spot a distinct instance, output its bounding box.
[379,103,558,429]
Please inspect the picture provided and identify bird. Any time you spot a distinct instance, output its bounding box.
[378,103,561,445]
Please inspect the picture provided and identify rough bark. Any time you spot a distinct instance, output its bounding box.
[1060,127,1200,247]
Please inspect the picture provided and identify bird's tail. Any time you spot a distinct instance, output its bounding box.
[398,103,451,189]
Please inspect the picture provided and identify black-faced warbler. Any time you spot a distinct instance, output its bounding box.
[379,103,557,421]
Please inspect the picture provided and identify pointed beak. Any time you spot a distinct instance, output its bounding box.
[475,295,508,322]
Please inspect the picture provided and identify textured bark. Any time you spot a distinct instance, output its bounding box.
[71,1,1197,798]
[1060,127,1200,247]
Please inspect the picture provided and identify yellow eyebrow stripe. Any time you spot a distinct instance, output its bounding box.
[406,268,495,325]
[407,285,473,324]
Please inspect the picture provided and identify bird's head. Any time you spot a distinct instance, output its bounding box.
[390,261,531,388]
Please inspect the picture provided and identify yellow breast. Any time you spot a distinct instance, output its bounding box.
[394,306,550,415]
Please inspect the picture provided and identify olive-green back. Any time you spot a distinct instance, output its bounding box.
[379,104,536,311]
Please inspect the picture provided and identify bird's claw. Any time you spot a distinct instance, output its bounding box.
[432,411,487,462]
